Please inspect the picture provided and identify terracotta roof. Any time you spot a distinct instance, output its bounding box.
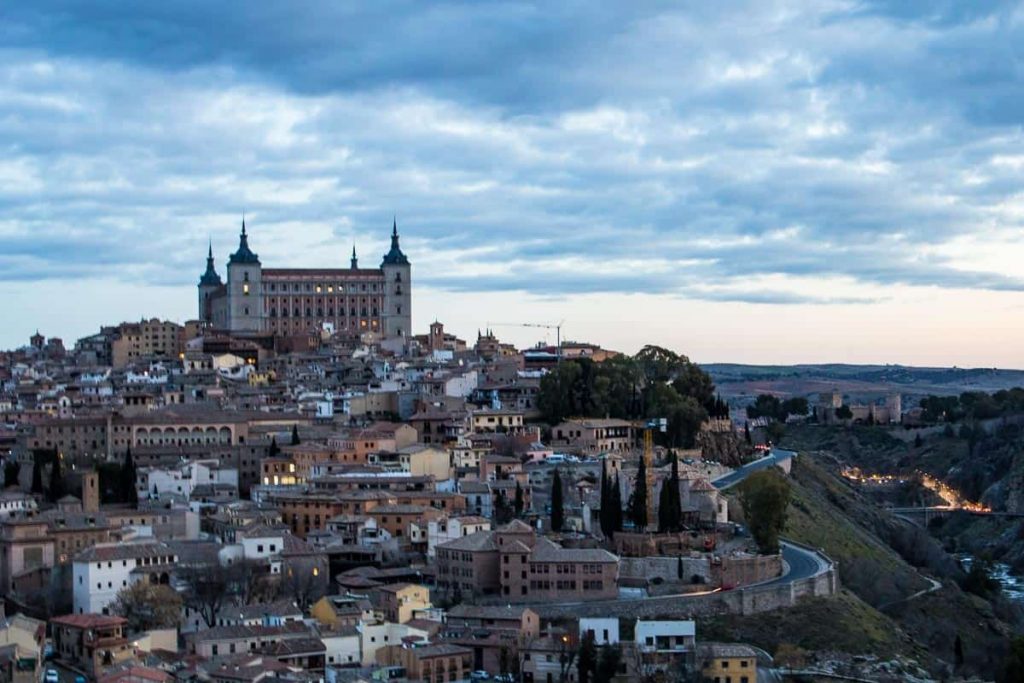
[437,531,497,552]
[529,537,617,563]
[447,605,535,621]
[52,614,127,629]
[75,540,173,563]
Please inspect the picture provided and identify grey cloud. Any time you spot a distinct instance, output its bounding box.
[1,1,1024,316]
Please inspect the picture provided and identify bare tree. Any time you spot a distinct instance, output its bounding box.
[111,582,182,633]
[178,563,233,628]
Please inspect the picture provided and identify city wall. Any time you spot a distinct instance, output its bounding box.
[534,544,837,621]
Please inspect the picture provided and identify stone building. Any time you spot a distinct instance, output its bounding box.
[198,219,411,340]
[435,520,618,603]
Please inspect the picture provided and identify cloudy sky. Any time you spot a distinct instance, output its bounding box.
[2,1,1024,366]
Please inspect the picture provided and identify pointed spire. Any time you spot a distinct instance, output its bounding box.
[381,216,409,266]
[350,243,359,270]
[229,215,260,265]
[200,238,222,286]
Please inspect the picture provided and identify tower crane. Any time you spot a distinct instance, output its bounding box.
[486,320,565,363]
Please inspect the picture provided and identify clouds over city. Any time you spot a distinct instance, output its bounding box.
[2,1,1024,357]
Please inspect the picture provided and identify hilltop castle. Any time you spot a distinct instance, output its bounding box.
[198,219,411,339]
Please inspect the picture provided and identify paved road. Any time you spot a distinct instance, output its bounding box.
[765,542,827,585]
[711,448,797,490]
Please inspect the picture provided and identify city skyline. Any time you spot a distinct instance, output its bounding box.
[4,2,1024,366]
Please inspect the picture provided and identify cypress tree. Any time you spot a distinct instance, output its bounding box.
[4,459,20,489]
[120,447,138,507]
[744,422,752,445]
[658,481,671,532]
[290,424,301,445]
[550,468,564,532]
[48,453,66,502]
[268,436,281,458]
[629,456,648,532]
[612,473,623,532]
[599,465,610,537]
[30,452,44,494]
[668,450,682,531]
[514,481,524,517]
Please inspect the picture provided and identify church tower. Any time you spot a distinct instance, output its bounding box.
[197,241,223,323]
[226,218,263,333]
[380,219,412,340]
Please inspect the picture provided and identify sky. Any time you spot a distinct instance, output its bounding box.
[2,1,1024,366]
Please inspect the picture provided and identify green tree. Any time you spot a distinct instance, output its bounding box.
[738,469,792,554]
[744,422,752,445]
[111,582,182,633]
[514,481,524,517]
[611,474,623,532]
[47,453,66,502]
[291,424,301,445]
[645,383,707,448]
[914,433,923,448]
[120,447,138,506]
[550,469,565,532]
[595,645,622,683]
[658,451,682,532]
[4,459,20,489]
[1000,635,1024,683]
[960,556,999,598]
[494,491,514,524]
[268,436,280,458]
[30,452,45,494]
[599,465,611,538]
[577,632,597,683]
[835,405,853,420]
[954,633,964,670]
[628,456,648,532]
[747,394,784,420]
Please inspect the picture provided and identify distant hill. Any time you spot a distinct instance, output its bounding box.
[703,363,1024,406]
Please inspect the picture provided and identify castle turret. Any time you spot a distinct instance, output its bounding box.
[226,218,263,333]
[197,241,223,323]
[380,218,412,339]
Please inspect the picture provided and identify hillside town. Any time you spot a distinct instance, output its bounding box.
[0,226,843,683]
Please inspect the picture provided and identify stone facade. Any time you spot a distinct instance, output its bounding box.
[199,220,411,341]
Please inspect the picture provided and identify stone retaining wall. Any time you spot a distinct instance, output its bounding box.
[534,549,837,620]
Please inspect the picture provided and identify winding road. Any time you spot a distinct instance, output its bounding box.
[711,448,798,490]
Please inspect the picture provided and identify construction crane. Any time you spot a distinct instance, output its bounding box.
[486,320,565,363]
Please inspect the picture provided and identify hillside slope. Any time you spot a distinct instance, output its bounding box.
[721,453,1020,678]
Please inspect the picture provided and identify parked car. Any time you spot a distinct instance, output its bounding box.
[470,672,490,682]
[75,676,87,683]
[44,669,59,683]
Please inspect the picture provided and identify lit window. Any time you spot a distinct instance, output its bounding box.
[243,284,250,295]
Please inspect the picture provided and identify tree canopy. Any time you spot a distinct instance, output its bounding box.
[919,388,1024,424]
[111,582,182,633]
[738,469,792,554]
[746,394,809,422]
[537,345,715,448]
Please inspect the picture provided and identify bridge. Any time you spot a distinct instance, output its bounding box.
[891,506,1024,525]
